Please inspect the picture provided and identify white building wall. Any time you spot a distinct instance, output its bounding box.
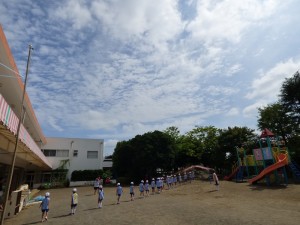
[42,137,104,179]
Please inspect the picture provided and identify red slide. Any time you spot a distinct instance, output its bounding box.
[248,153,288,184]
[224,166,240,181]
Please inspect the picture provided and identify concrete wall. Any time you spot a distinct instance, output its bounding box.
[42,137,104,179]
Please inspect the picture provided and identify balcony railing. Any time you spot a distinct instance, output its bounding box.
[0,93,51,168]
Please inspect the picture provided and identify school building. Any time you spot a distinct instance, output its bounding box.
[0,24,105,213]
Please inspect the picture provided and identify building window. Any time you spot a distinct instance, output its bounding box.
[73,150,78,157]
[87,151,98,159]
[43,149,56,157]
[56,150,69,157]
[42,149,69,157]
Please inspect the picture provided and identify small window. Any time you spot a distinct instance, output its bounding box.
[73,150,78,157]
[43,149,56,157]
[87,151,98,159]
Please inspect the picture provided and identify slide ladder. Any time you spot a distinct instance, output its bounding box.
[289,161,300,180]
[248,153,288,184]
[236,166,244,182]
[224,164,240,181]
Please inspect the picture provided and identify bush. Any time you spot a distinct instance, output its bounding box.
[116,177,130,186]
[71,169,104,181]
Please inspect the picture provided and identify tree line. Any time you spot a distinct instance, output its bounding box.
[112,71,300,180]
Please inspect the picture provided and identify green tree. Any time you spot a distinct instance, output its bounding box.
[257,103,295,145]
[218,127,257,170]
[163,126,181,141]
[183,126,220,167]
[280,71,300,128]
[112,131,176,181]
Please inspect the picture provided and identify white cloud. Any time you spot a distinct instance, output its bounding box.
[226,64,242,77]
[245,58,300,102]
[242,102,265,118]
[91,0,184,48]
[53,0,93,30]
[226,107,239,116]
[187,0,279,44]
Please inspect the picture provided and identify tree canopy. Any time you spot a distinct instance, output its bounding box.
[257,103,295,144]
[112,130,176,182]
[280,71,300,127]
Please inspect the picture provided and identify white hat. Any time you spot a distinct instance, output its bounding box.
[141,180,144,183]
[73,188,77,192]
[117,183,120,186]
[146,180,148,182]
[45,192,50,197]
[130,182,134,185]
[152,178,154,180]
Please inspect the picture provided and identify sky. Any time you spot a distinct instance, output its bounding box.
[1,0,300,156]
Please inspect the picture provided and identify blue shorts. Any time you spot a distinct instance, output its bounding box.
[41,209,49,213]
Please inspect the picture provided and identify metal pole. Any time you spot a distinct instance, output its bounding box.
[0,45,33,225]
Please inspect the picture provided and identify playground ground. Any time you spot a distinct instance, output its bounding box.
[4,180,300,225]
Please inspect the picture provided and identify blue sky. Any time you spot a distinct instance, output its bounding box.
[1,0,300,156]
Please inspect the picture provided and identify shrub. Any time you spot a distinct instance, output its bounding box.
[71,169,104,181]
[116,177,130,186]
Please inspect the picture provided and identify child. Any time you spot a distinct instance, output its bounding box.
[129,182,135,201]
[139,180,145,198]
[40,192,50,222]
[145,180,150,196]
[71,188,78,215]
[116,183,123,204]
[151,178,156,195]
[94,178,100,195]
[98,185,104,208]
[184,173,187,183]
[178,174,182,184]
[156,178,161,193]
[212,171,220,191]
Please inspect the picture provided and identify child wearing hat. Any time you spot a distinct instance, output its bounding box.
[71,188,78,215]
[40,192,50,222]
[129,182,135,201]
[139,180,145,198]
[116,183,123,204]
[151,178,156,195]
[145,180,150,196]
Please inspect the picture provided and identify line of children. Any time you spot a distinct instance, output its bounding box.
[39,170,220,221]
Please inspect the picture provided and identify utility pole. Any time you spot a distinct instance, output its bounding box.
[0,45,33,225]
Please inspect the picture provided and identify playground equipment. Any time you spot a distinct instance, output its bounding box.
[289,160,300,181]
[248,151,288,184]
[225,128,293,185]
[181,165,213,173]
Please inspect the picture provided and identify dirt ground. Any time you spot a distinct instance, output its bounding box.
[4,180,300,225]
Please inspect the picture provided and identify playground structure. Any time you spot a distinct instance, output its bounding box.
[224,128,300,185]
[181,165,213,173]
